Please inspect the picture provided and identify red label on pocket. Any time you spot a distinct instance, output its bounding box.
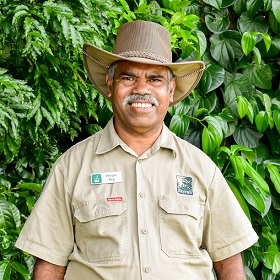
[107,197,123,202]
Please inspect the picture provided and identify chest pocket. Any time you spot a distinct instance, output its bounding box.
[74,199,128,262]
[159,196,204,259]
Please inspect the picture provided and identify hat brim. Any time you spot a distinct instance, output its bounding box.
[83,43,205,106]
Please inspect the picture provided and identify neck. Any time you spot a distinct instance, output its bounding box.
[114,122,163,156]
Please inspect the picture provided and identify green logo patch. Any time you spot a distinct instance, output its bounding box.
[176,175,193,195]
[91,174,102,184]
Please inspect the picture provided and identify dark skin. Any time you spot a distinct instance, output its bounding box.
[32,61,247,279]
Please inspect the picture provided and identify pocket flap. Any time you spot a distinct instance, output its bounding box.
[74,200,126,222]
[159,196,201,219]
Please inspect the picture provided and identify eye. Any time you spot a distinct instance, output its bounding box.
[122,76,135,81]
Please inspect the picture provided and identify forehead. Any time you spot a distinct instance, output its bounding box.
[115,60,168,76]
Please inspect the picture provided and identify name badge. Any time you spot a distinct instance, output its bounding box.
[91,172,122,185]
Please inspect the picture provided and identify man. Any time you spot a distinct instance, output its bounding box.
[16,20,258,279]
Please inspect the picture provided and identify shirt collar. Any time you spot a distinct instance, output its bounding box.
[96,118,177,158]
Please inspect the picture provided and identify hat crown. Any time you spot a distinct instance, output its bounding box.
[113,21,172,64]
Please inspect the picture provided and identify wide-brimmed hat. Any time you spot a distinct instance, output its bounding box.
[83,20,205,106]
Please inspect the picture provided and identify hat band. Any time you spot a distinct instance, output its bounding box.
[82,49,205,78]
[116,51,170,64]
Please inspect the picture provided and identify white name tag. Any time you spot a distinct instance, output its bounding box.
[91,172,122,185]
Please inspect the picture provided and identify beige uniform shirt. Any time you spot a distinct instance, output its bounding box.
[16,118,258,279]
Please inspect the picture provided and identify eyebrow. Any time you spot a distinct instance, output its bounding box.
[118,71,165,79]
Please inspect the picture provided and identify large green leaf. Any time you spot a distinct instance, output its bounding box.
[188,92,218,114]
[0,199,21,230]
[205,7,230,33]
[238,12,269,34]
[241,177,266,213]
[210,31,243,71]
[169,114,190,138]
[227,179,251,220]
[243,62,272,89]
[233,123,263,148]
[240,157,270,195]
[264,245,280,274]
[12,261,31,280]
[199,63,225,94]
[246,0,263,18]
[203,0,222,10]
[223,73,254,116]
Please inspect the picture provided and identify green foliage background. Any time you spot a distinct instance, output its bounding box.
[0,0,280,279]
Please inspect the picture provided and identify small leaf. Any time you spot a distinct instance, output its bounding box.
[230,155,245,185]
[255,111,269,133]
[237,96,249,118]
[171,11,185,25]
[241,31,257,55]
[16,183,42,193]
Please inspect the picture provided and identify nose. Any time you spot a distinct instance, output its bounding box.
[131,78,151,94]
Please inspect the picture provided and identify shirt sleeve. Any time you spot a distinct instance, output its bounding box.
[15,161,74,266]
[202,167,258,262]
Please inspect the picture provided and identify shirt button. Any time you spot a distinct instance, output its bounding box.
[139,192,144,198]
[144,267,150,273]
[138,159,142,163]
[141,228,148,234]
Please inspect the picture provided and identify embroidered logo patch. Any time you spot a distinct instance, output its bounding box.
[176,175,193,195]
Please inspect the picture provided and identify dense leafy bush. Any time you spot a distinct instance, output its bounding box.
[0,0,280,279]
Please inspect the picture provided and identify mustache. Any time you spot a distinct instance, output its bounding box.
[122,94,159,107]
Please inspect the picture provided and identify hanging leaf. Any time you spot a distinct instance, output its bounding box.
[240,177,266,213]
[265,163,280,194]
[0,261,11,280]
[227,180,251,220]
[272,0,280,23]
[239,157,270,195]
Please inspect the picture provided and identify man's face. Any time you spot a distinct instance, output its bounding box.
[106,61,175,134]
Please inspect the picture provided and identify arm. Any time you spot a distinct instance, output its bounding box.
[213,253,246,280]
[33,258,66,280]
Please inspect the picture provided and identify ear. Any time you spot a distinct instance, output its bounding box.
[168,78,176,104]
[106,74,113,98]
